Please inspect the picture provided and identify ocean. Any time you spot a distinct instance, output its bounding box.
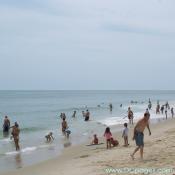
[0,90,175,172]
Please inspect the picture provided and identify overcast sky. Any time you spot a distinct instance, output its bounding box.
[0,0,175,90]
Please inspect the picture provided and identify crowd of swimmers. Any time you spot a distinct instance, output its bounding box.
[1,99,174,160]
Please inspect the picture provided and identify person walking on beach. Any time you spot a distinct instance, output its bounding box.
[171,107,174,118]
[128,107,134,125]
[3,116,10,134]
[11,122,20,151]
[130,113,151,160]
[122,123,129,147]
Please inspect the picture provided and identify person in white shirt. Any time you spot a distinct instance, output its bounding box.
[122,123,129,147]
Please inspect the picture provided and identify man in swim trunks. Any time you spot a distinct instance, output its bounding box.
[130,113,151,160]
[3,116,10,133]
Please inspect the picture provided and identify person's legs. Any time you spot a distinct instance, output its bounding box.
[140,146,143,159]
[14,138,20,151]
[130,146,140,160]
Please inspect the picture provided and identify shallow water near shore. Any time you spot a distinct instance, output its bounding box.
[0,90,175,173]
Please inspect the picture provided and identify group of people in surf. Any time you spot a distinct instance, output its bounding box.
[156,101,174,119]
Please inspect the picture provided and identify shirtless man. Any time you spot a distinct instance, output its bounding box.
[11,122,20,151]
[3,116,10,133]
[130,113,151,160]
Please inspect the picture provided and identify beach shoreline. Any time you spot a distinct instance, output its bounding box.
[2,115,175,175]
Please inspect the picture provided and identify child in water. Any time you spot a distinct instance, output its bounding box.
[45,132,54,142]
[104,127,112,149]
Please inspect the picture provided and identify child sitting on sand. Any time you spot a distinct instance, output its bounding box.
[45,132,54,142]
[104,127,112,149]
[91,134,99,145]
[110,137,119,147]
[122,123,129,147]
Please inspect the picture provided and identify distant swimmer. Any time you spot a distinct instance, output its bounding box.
[109,103,113,112]
[120,104,122,107]
[3,116,10,133]
[45,132,54,142]
[72,111,76,118]
[84,110,90,121]
[11,122,20,151]
[171,107,174,118]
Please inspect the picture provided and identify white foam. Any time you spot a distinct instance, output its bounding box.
[5,146,37,156]
[5,151,19,156]
[97,110,167,126]
[21,147,37,153]
[0,138,13,143]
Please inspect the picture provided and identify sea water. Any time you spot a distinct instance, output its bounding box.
[0,90,175,172]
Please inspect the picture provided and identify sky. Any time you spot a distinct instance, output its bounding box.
[0,0,175,90]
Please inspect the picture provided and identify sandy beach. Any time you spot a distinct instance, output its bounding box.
[2,117,175,175]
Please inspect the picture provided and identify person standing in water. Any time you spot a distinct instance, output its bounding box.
[128,107,134,125]
[11,122,20,151]
[130,113,151,160]
[156,102,160,114]
[61,118,68,135]
[84,110,90,121]
[165,109,168,119]
[109,103,113,112]
[72,111,76,118]
[3,116,10,134]
[171,107,174,118]
[148,98,152,110]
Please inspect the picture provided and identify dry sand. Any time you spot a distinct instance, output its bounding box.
[1,118,175,175]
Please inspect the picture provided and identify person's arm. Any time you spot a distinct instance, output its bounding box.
[147,124,151,135]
